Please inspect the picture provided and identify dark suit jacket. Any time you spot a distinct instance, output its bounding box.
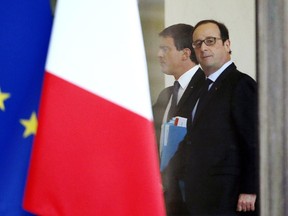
[152,68,205,215]
[153,68,205,147]
[164,63,258,215]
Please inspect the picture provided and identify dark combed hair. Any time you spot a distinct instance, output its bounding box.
[193,19,230,42]
[159,23,198,64]
[192,19,231,54]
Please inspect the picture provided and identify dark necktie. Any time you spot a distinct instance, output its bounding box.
[167,81,180,121]
[194,78,213,117]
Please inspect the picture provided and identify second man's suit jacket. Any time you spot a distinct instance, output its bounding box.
[152,68,205,215]
[153,68,205,146]
[164,63,258,215]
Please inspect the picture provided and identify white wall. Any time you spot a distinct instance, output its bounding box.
[164,0,256,86]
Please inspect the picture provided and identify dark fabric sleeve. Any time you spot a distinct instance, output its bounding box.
[232,75,258,194]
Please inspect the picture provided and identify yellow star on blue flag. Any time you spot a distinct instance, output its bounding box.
[0,1,52,215]
[0,88,11,111]
[20,112,38,138]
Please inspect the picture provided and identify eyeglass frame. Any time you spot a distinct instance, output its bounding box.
[192,37,226,49]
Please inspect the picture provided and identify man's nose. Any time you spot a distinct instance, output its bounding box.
[157,49,163,57]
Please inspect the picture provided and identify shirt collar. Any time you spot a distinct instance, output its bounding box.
[207,60,233,82]
[177,65,200,89]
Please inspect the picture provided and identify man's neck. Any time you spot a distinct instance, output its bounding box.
[202,59,231,77]
[174,62,196,80]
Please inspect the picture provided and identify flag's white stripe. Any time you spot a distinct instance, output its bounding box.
[46,0,152,120]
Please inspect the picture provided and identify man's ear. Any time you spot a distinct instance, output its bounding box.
[224,39,231,54]
[182,48,191,60]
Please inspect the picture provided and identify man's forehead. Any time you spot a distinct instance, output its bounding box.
[159,36,174,45]
[160,36,174,41]
[193,23,220,38]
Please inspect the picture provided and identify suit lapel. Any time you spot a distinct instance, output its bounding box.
[176,68,205,113]
[192,63,236,125]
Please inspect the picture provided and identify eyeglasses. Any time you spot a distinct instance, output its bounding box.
[192,37,223,49]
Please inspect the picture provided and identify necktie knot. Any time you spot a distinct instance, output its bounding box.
[204,78,213,90]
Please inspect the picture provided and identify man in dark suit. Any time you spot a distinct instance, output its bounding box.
[163,20,258,215]
[153,24,204,149]
[152,24,205,215]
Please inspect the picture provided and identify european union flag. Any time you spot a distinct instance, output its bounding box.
[0,1,53,215]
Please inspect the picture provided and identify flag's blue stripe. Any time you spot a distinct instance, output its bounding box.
[0,1,52,215]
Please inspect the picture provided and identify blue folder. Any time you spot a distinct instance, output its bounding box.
[160,123,186,171]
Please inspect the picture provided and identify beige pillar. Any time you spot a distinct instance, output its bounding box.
[138,0,164,104]
[258,0,288,215]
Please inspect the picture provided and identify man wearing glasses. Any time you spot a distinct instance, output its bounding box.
[163,20,258,215]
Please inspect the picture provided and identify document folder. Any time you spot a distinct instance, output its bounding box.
[160,122,186,171]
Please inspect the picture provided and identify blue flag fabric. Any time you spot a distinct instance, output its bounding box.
[0,1,52,215]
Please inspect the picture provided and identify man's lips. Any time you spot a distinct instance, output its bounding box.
[201,55,212,59]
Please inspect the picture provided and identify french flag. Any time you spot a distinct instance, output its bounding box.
[23,0,165,215]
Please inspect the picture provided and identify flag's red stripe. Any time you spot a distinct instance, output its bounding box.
[24,72,165,216]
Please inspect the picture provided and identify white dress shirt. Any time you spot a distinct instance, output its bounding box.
[163,64,200,123]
